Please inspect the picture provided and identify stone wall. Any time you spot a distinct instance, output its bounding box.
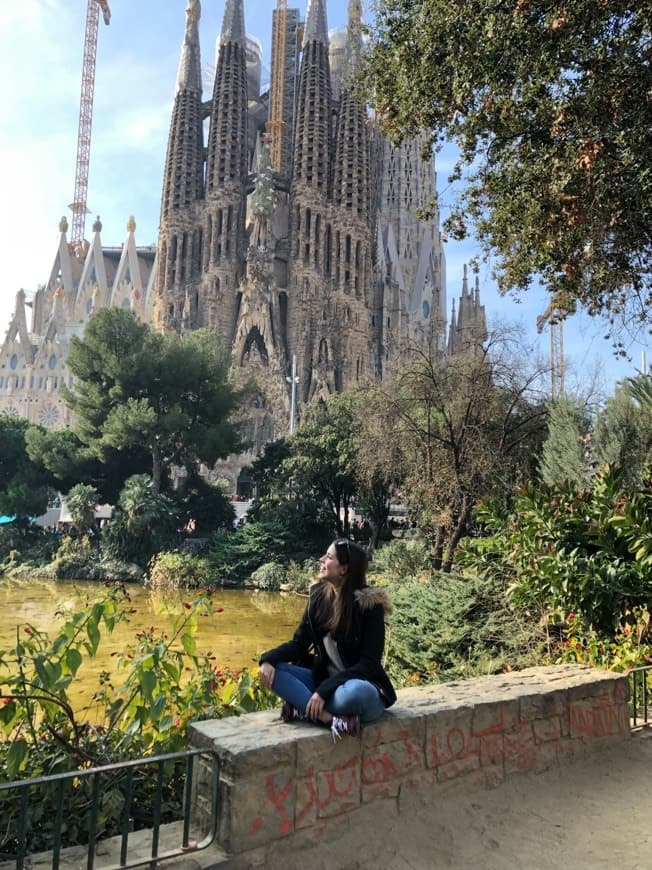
[188,665,629,866]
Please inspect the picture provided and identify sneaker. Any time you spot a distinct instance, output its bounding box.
[280,700,306,723]
[330,714,361,741]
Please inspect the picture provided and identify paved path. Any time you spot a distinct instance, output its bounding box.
[241,731,652,870]
[330,731,652,870]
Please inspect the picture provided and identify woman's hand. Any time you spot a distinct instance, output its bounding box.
[305,691,326,721]
[259,662,275,689]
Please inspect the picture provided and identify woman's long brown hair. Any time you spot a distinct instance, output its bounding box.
[315,539,368,642]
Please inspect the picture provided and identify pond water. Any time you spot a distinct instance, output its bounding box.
[0,578,305,715]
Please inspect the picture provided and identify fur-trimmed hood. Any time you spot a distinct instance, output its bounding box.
[354,585,393,615]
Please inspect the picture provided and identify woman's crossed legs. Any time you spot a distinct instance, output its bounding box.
[272,662,385,724]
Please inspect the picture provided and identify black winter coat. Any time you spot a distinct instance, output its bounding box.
[259,583,397,707]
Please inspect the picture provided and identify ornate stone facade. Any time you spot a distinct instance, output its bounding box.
[154,0,487,478]
[0,216,156,427]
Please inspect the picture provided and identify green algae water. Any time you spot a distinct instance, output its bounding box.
[0,578,305,715]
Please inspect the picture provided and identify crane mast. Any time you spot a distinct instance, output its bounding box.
[266,0,288,172]
[70,0,111,246]
[537,302,565,399]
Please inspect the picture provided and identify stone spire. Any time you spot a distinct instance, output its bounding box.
[220,0,245,45]
[346,0,363,73]
[205,0,248,194]
[155,0,206,332]
[176,0,202,93]
[332,37,371,301]
[201,0,248,341]
[303,0,328,47]
[292,0,332,193]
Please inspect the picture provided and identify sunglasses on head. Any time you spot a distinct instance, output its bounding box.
[335,538,351,560]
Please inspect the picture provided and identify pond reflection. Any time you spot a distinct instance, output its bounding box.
[0,578,305,714]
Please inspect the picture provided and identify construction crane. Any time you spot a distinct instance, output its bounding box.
[69,0,111,246]
[266,0,288,172]
[536,301,565,399]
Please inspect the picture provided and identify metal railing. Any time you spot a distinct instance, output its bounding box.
[629,665,652,728]
[0,748,219,870]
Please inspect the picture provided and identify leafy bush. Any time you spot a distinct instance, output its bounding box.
[383,571,545,687]
[0,584,277,855]
[148,550,213,590]
[282,559,319,592]
[554,609,652,671]
[369,538,432,584]
[247,561,287,590]
[207,514,327,586]
[0,525,59,572]
[51,534,100,579]
[457,466,652,633]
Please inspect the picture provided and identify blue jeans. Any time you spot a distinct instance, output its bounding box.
[271,662,386,723]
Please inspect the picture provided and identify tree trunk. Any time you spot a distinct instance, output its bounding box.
[152,444,161,494]
[442,503,471,572]
[431,525,445,571]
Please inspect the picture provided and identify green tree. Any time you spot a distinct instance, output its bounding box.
[173,471,235,536]
[282,394,360,536]
[63,309,242,494]
[102,474,177,566]
[362,0,652,336]
[539,396,591,487]
[351,387,404,551]
[246,438,292,513]
[0,415,52,521]
[64,483,100,535]
[593,381,652,489]
[25,426,148,505]
[389,332,547,570]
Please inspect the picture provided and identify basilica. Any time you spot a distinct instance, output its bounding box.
[0,0,486,487]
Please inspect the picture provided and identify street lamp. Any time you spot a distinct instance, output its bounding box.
[286,353,299,434]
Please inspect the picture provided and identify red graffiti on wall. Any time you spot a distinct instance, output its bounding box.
[250,771,294,835]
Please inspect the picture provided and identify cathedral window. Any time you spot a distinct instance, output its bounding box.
[180,233,188,284]
[10,354,18,370]
[314,216,321,268]
[345,235,351,264]
[325,224,332,276]
[48,355,57,371]
[169,237,177,285]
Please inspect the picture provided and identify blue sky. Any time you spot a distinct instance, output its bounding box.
[0,0,647,396]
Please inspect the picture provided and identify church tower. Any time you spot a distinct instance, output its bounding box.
[202,0,249,341]
[154,0,204,333]
[329,0,373,388]
[288,0,333,400]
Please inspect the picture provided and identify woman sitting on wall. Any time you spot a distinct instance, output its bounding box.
[259,538,396,739]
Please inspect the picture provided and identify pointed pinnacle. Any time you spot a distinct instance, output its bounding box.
[177,0,202,93]
[304,0,329,47]
[221,0,245,45]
